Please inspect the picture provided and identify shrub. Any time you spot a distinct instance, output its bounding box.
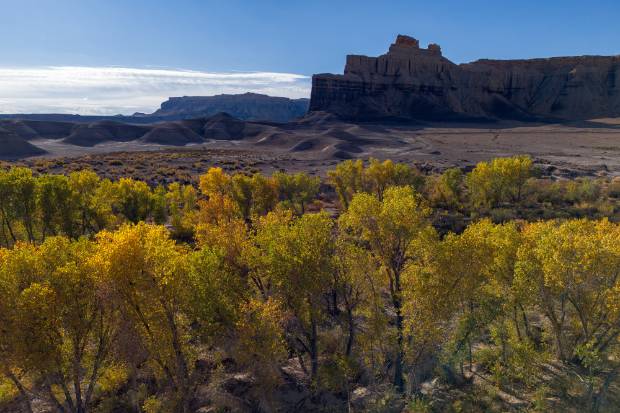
[466,155,532,208]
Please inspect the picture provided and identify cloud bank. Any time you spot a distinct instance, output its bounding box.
[0,66,311,115]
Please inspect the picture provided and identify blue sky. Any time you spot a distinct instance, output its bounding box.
[1,0,619,114]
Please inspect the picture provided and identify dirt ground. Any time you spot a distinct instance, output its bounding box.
[21,117,620,179]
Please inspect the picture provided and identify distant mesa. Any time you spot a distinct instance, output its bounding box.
[0,93,310,124]
[310,34,620,121]
[151,93,309,123]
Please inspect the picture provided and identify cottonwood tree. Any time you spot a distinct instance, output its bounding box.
[327,159,424,209]
[338,186,432,392]
[427,167,463,209]
[0,168,37,243]
[200,168,280,221]
[516,219,620,362]
[327,159,365,209]
[1,237,118,413]
[466,155,533,209]
[68,170,116,235]
[273,171,320,215]
[249,210,334,381]
[165,182,197,239]
[0,247,34,413]
[514,219,620,408]
[332,240,377,359]
[112,178,156,223]
[230,173,279,220]
[36,174,78,239]
[95,223,193,412]
[363,159,424,199]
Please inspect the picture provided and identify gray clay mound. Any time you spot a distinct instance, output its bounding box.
[203,113,267,140]
[331,150,353,159]
[0,128,46,158]
[310,143,354,160]
[322,127,373,144]
[255,131,299,147]
[19,120,75,139]
[63,121,148,146]
[295,111,341,128]
[175,118,208,135]
[0,120,40,140]
[140,123,204,145]
[334,141,363,153]
[290,139,319,152]
[288,135,337,153]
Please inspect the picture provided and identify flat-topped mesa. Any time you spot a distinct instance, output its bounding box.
[394,34,419,48]
[344,35,449,78]
[310,34,620,121]
[388,34,441,56]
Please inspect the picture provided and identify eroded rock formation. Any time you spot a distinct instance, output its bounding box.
[310,35,620,121]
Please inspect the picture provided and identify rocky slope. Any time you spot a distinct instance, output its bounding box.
[149,92,309,122]
[310,35,620,121]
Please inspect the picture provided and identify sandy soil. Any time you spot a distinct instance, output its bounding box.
[27,117,620,177]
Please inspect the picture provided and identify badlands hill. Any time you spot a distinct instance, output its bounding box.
[0,112,381,160]
[310,35,620,121]
[4,111,620,179]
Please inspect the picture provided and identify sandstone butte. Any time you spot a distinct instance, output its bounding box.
[309,34,620,121]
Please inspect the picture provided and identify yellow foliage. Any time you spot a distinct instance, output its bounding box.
[234,298,287,387]
[97,364,130,393]
[0,376,18,404]
[199,167,231,197]
[466,155,533,208]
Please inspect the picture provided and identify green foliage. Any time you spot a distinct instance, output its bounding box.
[273,171,320,214]
[566,177,603,204]
[165,182,197,238]
[428,167,463,208]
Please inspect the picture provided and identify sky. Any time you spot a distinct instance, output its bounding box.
[1,0,619,114]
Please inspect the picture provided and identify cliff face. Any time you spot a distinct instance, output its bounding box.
[152,93,309,122]
[310,35,620,121]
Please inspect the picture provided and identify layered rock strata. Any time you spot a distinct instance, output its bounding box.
[310,35,620,121]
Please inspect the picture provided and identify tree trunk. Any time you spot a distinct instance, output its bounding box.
[45,382,67,413]
[345,307,355,357]
[2,212,16,243]
[592,367,620,412]
[166,308,190,413]
[73,344,84,413]
[394,299,405,392]
[85,321,107,409]
[6,371,33,413]
[519,304,533,342]
[310,315,319,381]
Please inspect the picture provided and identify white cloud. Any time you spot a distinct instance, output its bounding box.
[0,66,311,115]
